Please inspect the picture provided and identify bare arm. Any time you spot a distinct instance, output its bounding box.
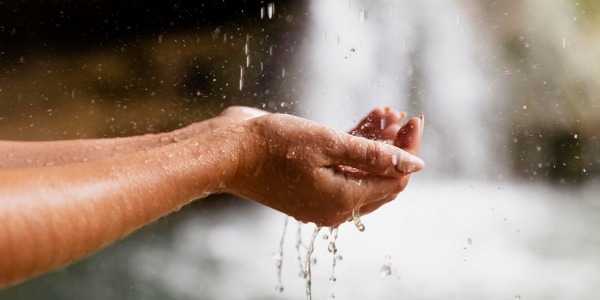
[0,110,424,287]
[0,127,240,286]
[0,106,267,169]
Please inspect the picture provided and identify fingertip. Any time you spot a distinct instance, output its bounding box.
[392,151,425,174]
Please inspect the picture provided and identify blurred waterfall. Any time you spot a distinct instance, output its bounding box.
[298,0,497,178]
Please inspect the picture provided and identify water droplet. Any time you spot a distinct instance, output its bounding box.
[158,34,163,44]
[467,238,472,245]
[514,295,521,300]
[359,8,368,23]
[380,263,392,277]
[230,126,245,133]
[562,37,567,48]
[276,128,285,136]
[352,209,366,232]
[275,284,284,293]
[267,2,275,19]
[304,227,321,300]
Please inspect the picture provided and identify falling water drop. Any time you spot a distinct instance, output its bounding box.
[352,209,366,232]
[305,226,322,300]
[296,222,305,278]
[239,67,245,91]
[274,217,288,293]
[380,254,393,277]
[328,226,339,296]
[359,8,368,23]
[260,6,265,19]
[268,3,275,19]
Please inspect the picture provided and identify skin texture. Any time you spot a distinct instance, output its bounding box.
[0,106,423,287]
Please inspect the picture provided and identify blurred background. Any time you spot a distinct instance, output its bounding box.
[1,0,599,299]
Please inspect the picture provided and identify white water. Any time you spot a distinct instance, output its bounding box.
[297,0,492,178]
[122,180,600,299]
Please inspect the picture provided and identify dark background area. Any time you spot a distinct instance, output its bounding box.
[0,0,306,140]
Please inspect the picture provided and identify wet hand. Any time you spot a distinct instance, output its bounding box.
[349,107,407,142]
[226,113,424,227]
[356,113,424,216]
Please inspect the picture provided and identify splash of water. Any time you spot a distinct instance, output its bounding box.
[296,221,306,278]
[274,217,289,293]
[304,226,322,300]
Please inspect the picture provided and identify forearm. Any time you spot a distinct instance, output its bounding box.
[0,106,267,170]
[0,126,206,169]
[0,128,240,286]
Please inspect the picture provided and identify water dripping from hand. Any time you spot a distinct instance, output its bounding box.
[304,226,322,300]
[351,209,366,232]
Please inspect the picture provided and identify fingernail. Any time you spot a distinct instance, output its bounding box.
[392,151,425,174]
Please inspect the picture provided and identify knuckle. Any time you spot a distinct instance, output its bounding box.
[365,142,380,166]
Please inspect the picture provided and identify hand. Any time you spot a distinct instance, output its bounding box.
[357,113,424,215]
[226,113,424,227]
[349,107,407,142]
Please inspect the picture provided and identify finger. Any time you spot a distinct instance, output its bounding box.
[358,175,410,215]
[383,109,406,128]
[379,124,401,141]
[349,108,384,139]
[327,132,424,177]
[394,116,423,156]
[358,199,388,216]
[335,171,406,206]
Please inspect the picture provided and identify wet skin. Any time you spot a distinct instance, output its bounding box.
[0,106,423,286]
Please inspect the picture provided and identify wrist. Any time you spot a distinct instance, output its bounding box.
[181,123,251,198]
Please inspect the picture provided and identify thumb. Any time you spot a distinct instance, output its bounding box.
[326,131,424,177]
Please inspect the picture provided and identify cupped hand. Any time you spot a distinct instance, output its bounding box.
[349,107,407,142]
[226,113,424,227]
[355,111,424,216]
